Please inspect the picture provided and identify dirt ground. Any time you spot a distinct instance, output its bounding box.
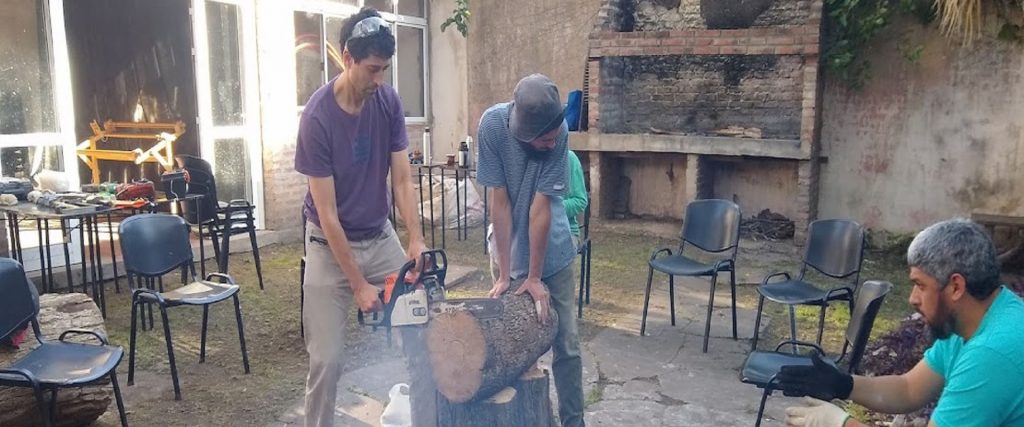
[86,219,913,426]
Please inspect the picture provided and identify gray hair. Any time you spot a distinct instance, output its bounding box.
[907,218,1001,299]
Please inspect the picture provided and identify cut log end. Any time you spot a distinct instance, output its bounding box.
[426,310,486,403]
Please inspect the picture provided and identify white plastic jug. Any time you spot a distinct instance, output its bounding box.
[380,383,412,427]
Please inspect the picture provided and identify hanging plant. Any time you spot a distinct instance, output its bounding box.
[935,0,984,43]
[441,0,471,37]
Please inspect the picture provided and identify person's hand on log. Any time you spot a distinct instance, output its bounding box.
[353,278,384,313]
[515,277,551,324]
[488,277,511,298]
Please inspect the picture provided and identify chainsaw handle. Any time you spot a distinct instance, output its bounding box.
[420,249,447,283]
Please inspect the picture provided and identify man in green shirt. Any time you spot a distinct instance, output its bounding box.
[564,150,588,248]
[778,218,1024,427]
[488,149,589,280]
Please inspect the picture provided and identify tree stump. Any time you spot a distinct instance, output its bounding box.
[436,366,556,427]
[425,280,558,403]
[0,293,113,427]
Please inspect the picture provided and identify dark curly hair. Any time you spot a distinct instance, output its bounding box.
[339,7,396,62]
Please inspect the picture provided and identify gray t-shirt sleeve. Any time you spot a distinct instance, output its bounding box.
[476,111,506,188]
[537,126,569,197]
[294,113,332,177]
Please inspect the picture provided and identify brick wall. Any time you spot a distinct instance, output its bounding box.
[600,54,804,138]
[634,0,812,31]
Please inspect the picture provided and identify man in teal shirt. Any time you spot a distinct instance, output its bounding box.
[778,218,1024,427]
[564,150,588,247]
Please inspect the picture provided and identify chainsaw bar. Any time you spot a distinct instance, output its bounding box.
[429,298,504,320]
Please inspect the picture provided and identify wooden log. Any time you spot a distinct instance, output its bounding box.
[0,293,113,427]
[425,280,558,403]
[436,366,556,427]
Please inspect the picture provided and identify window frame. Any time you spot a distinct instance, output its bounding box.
[291,0,429,123]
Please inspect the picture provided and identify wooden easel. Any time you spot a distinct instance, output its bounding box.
[76,120,186,184]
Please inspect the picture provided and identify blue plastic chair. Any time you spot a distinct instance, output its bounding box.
[750,219,866,351]
[740,280,892,427]
[0,258,128,427]
[119,213,250,400]
[640,199,742,353]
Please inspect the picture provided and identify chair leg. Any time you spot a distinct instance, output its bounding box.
[669,275,676,326]
[640,266,655,336]
[702,273,718,353]
[751,294,765,351]
[128,300,139,386]
[200,305,209,363]
[48,388,58,422]
[789,305,798,343]
[109,370,129,427]
[577,253,585,319]
[247,216,264,290]
[158,305,182,400]
[730,268,738,340]
[30,382,51,427]
[816,303,828,345]
[754,387,771,427]
[585,242,592,305]
[232,294,251,374]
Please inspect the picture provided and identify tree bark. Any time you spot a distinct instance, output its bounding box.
[436,367,556,427]
[0,293,113,427]
[425,280,558,403]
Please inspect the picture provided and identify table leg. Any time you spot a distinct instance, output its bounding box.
[43,219,55,292]
[92,214,106,315]
[78,217,88,293]
[107,213,120,293]
[61,219,73,292]
[36,219,49,293]
[6,213,17,262]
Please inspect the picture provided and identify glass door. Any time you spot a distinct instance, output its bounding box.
[1,0,82,271]
[192,0,264,227]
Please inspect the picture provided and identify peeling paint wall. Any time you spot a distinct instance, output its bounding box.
[710,158,799,220]
[621,155,690,218]
[819,18,1024,232]
[467,0,603,135]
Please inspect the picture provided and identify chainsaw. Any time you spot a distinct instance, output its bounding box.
[358,249,503,329]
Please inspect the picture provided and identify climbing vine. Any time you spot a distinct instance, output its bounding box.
[441,0,471,37]
[824,0,1023,89]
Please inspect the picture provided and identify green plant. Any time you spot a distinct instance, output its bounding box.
[441,0,471,37]
[823,0,935,89]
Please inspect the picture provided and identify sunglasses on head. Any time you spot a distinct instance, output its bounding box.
[348,16,390,42]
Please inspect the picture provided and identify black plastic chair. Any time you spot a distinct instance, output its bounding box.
[740,280,892,427]
[576,200,593,319]
[641,199,742,353]
[177,155,264,289]
[119,214,250,400]
[750,219,866,351]
[0,258,128,427]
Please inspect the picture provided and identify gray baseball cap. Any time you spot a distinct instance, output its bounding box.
[509,74,564,143]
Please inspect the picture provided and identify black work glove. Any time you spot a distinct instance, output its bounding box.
[777,351,853,401]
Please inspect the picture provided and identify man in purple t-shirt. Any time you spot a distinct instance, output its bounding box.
[293,8,426,427]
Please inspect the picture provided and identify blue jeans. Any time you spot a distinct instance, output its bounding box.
[546,264,585,427]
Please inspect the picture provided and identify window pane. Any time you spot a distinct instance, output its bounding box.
[0,0,56,134]
[397,0,424,17]
[214,138,251,202]
[364,0,393,14]
[1,145,63,178]
[326,0,358,5]
[396,26,424,117]
[325,15,348,80]
[206,2,244,126]
[295,12,325,106]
